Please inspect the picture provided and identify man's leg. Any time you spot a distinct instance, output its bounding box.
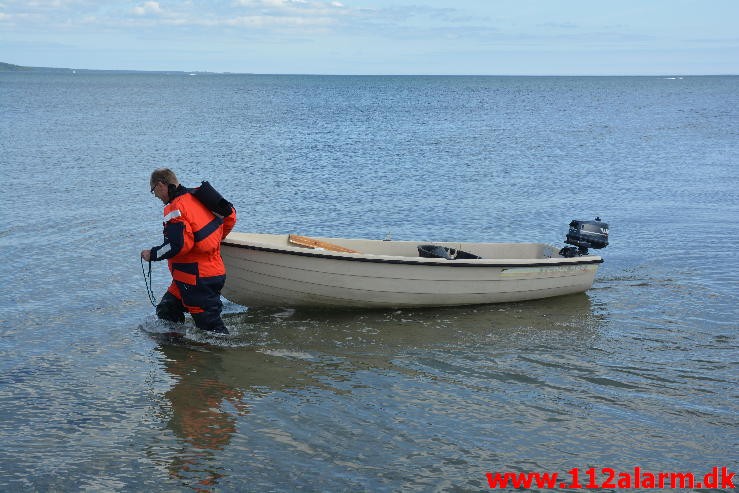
[191,311,228,334]
[181,275,228,334]
[156,290,186,323]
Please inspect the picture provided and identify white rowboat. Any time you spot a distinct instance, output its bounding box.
[220,232,604,309]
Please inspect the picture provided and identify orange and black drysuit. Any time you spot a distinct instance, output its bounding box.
[150,184,236,333]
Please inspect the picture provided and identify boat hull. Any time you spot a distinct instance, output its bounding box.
[220,233,601,309]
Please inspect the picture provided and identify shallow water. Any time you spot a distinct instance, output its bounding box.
[1,73,737,491]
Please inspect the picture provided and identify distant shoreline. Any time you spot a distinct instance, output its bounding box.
[0,61,227,75]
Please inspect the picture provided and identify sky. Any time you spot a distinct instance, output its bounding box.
[1,0,737,75]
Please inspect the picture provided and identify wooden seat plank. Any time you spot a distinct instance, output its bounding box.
[288,234,360,253]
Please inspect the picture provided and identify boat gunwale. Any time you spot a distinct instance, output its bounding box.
[221,239,604,268]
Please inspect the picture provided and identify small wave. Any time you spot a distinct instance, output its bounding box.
[137,315,253,348]
[138,315,187,337]
[259,349,317,361]
[272,308,297,319]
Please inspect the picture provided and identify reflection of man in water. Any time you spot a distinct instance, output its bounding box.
[159,345,248,489]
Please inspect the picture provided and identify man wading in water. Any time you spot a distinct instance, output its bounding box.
[141,168,236,334]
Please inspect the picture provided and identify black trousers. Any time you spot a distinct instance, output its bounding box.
[156,275,228,334]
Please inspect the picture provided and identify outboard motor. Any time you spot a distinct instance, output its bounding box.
[559,217,609,257]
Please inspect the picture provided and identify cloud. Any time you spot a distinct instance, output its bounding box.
[235,0,308,8]
[0,1,530,43]
[132,1,163,17]
[17,0,93,9]
[0,0,470,37]
[224,14,335,28]
[214,0,352,32]
[233,0,347,16]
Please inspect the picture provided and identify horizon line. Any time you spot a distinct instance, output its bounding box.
[2,61,737,78]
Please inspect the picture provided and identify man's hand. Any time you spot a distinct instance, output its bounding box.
[141,249,152,262]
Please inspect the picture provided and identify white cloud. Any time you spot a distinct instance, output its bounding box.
[132,1,163,17]
[23,0,90,8]
[235,0,345,14]
[235,0,302,7]
[215,0,351,31]
[224,14,334,28]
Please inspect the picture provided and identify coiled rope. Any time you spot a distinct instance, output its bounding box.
[140,257,158,307]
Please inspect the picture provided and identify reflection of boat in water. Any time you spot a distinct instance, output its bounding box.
[154,293,601,380]
[221,220,608,309]
[154,292,602,410]
[152,291,601,488]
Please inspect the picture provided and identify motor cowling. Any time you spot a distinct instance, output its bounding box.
[560,217,609,257]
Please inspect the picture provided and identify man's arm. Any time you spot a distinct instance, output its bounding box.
[222,205,237,239]
[149,208,194,261]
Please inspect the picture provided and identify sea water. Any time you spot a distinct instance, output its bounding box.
[1,73,737,491]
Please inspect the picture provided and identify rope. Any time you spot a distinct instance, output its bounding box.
[140,257,158,307]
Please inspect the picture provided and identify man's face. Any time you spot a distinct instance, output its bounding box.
[151,182,168,204]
